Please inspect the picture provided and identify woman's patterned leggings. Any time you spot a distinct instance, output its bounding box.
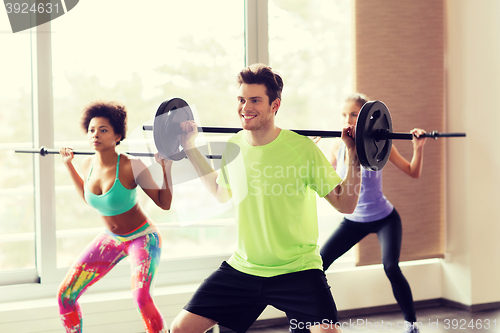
[57,221,166,333]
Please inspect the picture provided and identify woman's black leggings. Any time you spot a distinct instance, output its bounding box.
[320,208,416,323]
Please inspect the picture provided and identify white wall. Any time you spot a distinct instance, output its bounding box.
[443,0,500,306]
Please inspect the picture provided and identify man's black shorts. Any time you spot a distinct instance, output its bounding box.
[184,261,339,333]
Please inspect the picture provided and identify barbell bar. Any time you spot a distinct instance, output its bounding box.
[142,125,465,140]
[14,146,223,159]
[145,98,465,171]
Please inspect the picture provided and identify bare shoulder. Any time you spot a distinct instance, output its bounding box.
[82,156,93,175]
[120,153,136,163]
[121,153,148,174]
[121,153,144,166]
[82,155,93,167]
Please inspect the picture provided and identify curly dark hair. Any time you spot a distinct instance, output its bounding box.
[80,101,127,145]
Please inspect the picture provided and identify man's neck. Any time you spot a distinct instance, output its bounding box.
[245,126,281,146]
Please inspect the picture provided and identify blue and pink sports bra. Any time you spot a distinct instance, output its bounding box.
[84,153,138,216]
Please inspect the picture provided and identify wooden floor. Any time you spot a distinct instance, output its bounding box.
[242,306,500,333]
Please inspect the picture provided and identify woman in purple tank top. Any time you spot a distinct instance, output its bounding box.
[320,93,427,333]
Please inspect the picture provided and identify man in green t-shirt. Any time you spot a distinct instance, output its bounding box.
[171,64,361,333]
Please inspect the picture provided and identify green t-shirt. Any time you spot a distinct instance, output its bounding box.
[216,129,342,277]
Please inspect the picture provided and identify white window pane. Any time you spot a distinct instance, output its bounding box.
[269,0,353,130]
[0,19,36,272]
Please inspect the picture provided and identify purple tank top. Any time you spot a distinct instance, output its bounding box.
[336,144,393,222]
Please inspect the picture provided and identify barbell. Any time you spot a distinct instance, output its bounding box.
[143,98,465,171]
[15,97,466,171]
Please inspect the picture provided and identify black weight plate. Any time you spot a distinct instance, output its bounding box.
[355,101,393,171]
[153,98,194,160]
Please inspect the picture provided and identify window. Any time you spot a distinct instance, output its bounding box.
[269,0,353,130]
[0,0,353,289]
[0,17,36,284]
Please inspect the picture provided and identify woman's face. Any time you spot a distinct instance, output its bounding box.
[87,117,121,151]
[341,100,362,127]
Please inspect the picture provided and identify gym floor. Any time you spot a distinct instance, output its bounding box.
[242,307,500,333]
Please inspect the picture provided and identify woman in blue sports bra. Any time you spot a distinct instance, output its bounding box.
[320,94,427,333]
[57,101,173,333]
